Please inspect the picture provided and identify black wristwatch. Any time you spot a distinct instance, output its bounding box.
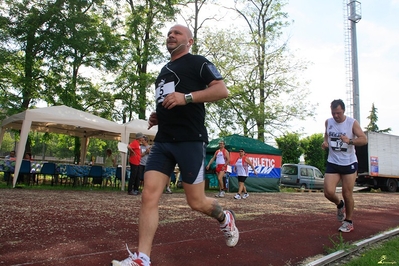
[184,93,193,104]
[349,139,353,145]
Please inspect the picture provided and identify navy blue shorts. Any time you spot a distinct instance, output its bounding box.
[145,142,206,185]
[325,162,358,175]
[237,176,248,183]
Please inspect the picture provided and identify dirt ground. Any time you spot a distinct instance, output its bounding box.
[1,188,399,266]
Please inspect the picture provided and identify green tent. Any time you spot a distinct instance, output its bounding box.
[206,134,282,193]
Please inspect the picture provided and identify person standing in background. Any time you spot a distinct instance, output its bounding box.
[127,133,144,195]
[206,140,230,198]
[104,149,116,167]
[4,150,16,184]
[322,99,367,233]
[138,136,151,188]
[104,149,116,187]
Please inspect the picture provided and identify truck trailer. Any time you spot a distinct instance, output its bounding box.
[356,131,399,192]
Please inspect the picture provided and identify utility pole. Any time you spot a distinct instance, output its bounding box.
[344,0,362,122]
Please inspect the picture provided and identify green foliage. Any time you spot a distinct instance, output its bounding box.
[324,233,355,254]
[344,236,399,266]
[0,0,126,121]
[86,138,118,163]
[199,0,315,142]
[201,28,250,137]
[3,130,119,163]
[300,133,327,172]
[0,0,321,158]
[365,103,391,133]
[279,186,297,192]
[112,0,178,121]
[0,131,16,155]
[275,133,302,164]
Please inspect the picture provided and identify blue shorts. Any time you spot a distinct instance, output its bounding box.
[237,176,248,183]
[145,142,206,185]
[325,162,358,175]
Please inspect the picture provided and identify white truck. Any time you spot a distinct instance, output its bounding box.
[356,131,399,192]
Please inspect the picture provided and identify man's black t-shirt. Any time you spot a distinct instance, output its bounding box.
[154,53,223,143]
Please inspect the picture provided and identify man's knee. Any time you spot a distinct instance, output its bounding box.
[186,196,209,212]
[187,201,203,212]
[324,189,334,200]
[341,187,354,199]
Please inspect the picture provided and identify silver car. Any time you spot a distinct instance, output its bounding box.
[280,164,324,189]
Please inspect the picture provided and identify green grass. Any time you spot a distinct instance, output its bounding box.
[344,235,399,265]
[324,233,356,254]
[279,187,298,192]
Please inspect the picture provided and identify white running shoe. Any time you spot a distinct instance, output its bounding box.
[338,221,354,233]
[220,210,239,247]
[111,245,150,266]
[234,194,241,199]
[242,193,249,199]
[217,190,225,198]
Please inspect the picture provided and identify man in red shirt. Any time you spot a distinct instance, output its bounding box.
[127,132,144,195]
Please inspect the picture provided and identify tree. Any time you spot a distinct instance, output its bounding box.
[176,0,241,137]
[0,131,16,156]
[0,0,320,159]
[177,0,226,55]
[1,0,123,162]
[200,0,315,142]
[300,133,326,173]
[275,133,302,164]
[0,0,65,115]
[111,0,178,122]
[365,103,391,133]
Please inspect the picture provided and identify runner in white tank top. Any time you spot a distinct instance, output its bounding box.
[206,141,230,197]
[321,99,367,233]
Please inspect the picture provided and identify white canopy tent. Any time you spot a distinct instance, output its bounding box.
[119,119,158,190]
[124,119,157,144]
[0,105,125,187]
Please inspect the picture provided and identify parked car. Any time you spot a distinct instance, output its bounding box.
[280,163,324,189]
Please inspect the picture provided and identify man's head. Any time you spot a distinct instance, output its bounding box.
[136,132,144,140]
[166,24,193,58]
[219,141,225,148]
[239,149,245,155]
[330,99,346,123]
[10,151,15,157]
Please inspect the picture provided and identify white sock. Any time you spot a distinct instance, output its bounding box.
[220,211,230,227]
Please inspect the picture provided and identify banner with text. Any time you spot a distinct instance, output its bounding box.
[229,152,281,179]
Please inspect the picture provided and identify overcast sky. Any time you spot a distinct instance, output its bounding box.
[284,0,399,136]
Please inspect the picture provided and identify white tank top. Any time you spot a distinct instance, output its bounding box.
[327,116,357,165]
[235,157,248,176]
[215,149,226,165]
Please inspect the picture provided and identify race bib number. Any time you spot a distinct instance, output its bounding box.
[330,137,348,152]
[155,80,175,104]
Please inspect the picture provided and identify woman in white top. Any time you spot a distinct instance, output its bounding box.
[233,149,257,199]
[206,141,230,198]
